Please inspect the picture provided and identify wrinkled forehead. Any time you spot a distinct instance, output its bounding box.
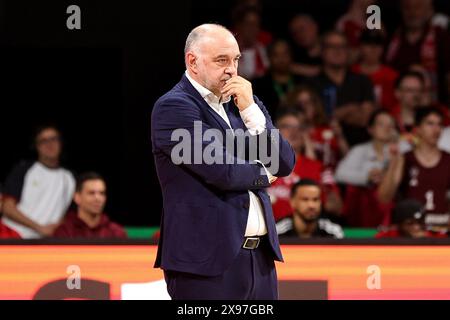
[197,33,240,58]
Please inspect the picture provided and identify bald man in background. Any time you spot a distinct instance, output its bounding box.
[151,24,295,299]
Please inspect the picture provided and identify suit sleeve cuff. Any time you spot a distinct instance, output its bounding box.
[254,160,274,182]
[239,103,266,136]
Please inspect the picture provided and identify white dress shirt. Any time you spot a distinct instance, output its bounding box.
[438,127,450,153]
[335,140,412,186]
[185,71,268,236]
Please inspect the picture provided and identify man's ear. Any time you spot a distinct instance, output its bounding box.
[289,198,295,209]
[186,52,198,73]
[73,192,81,206]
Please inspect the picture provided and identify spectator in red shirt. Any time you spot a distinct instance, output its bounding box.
[376,199,447,238]
[0,185,21,239]
[385,0,450,103]
[336,0,378,63]
[232,4,270,80]
[267,108,343,221]
[352,30,399,111]
[54,172,127,239]
[283,85,349,169]
[409,64,450,126]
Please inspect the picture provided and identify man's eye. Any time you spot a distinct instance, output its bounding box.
[217,59,227,63]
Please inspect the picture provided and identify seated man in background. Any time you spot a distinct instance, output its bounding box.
[276,179,344,239]
[376,199,447,238]
[288,14,322,77]
[2,125,75,238]
[54,172,126,238]
[0,185,21,239]
[268,108,342,222]
[252,39,302,117]
[307,30,375,147]
[378,107,450,233]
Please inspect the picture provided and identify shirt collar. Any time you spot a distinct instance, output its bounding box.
[69,210,109,230]
[368,142,390,160]
[185,70,231,105]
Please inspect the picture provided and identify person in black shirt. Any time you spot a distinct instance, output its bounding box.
[253,39,302,117]
[307,31,375,146]
[276,179,344,239]
[288,14,322,77]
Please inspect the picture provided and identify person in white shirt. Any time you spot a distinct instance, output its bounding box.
[2,125,75,238]
[336,109,411,186]
[335,109,411,227]
[438,126,450,152]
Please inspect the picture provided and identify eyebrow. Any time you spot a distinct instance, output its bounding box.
[214,54,241,59]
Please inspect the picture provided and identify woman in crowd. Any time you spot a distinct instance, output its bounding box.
[282,85,349,169]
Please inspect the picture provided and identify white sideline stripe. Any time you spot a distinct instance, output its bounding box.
[121,279,171,300]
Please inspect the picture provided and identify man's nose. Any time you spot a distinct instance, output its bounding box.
[225,64,237,76]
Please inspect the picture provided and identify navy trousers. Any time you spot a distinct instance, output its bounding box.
[164,239,278,300]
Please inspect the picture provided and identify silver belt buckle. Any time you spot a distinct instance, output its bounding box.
[243,237,260,249]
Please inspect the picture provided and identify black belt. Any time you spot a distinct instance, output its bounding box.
[242,236,265,250]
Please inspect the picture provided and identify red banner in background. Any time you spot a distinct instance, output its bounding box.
[0,245,449,300]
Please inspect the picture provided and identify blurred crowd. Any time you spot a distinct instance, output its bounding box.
[235,0,450,239]
[0,0,449,240]
[0,125,126,239]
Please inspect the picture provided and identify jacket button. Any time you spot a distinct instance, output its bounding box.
[243,202,250,209]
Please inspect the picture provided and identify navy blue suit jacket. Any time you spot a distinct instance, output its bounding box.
[151,74,295,277]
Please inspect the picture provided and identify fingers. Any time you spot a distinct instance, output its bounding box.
[222,76,251,91]
[221,76,254,110]
[221,85,241,99]
[222,76,249,91]
[221,80,243,93]
[224,76,247,86]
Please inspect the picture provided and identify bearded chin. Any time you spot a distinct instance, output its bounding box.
[300,214,319,224]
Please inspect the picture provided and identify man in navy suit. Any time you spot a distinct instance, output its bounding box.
[151,24,295,300]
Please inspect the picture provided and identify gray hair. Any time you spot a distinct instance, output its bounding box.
[184,23,234,56]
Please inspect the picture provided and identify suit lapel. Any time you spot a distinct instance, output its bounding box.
[223,101,246,131]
